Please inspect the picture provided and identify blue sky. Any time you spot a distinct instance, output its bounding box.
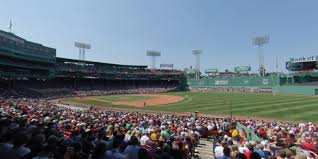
[1,0,318,73]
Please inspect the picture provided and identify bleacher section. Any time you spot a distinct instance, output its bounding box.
[0,30,185,93]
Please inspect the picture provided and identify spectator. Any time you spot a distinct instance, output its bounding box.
[276,149,286,159]
[9,133,31,158]
[89,143,107,159]
[250,152,261,159]
[138,148,151,159]
[0,89,317,159]
[220,146,231,159]
[215,140,225,159]
[124,136,140,159]
[231,145,240,158]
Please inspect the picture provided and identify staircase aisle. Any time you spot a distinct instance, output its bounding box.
[194,139,214,159]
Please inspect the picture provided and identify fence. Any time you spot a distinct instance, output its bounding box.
[188,75,278,87]
[187,75,318,96]
[274,86,318,96]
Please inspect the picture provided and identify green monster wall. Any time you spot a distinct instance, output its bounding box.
[274,86,318,96]
[187,75,318,96]
[187,75,278,87]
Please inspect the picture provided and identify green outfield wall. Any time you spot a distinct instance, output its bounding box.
[187,75,278,87]
[274,86,318,96]
[187,75,318,96]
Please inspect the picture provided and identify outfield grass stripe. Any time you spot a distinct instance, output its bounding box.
[192,97,318,114]
[293,113,318,121]
[160,95,299,109]
[173,97,308,112]
[231,98,318,114]
[229,97,305,106]
[256,102,318,115]
[228,97,317,109]
[232,99,318,112]
[189,95,300,106]
[287,108,318,119]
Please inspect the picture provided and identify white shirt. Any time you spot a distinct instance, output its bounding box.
[207,125,213,131]
[124,134,131,142]
[299,123,306,132]
[239,146,249,153]
[140,135,149,146]
[214,146,224,158]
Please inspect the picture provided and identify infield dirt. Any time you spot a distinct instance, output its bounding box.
[111,94,184,107]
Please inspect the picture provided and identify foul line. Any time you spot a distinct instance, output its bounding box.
[90,98,112,103]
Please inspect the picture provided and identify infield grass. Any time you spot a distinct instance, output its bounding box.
[62,92,318,122]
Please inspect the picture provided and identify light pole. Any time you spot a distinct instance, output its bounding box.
[192,50,202,79]
[75,42,91,62]
[252,36,270,77]
[274,56,280,96]
[146,50,161,69]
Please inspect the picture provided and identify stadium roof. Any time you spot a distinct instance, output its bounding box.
[56,57,147,69]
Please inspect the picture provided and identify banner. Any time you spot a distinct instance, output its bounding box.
[215,80,228,85]
[234,66,251,72]
[160,64,173,68]
[236,122,263,142]
[289,55,318,63]
[205,69,218,73]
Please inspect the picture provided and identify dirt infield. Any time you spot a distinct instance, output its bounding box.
[112,94,184,107]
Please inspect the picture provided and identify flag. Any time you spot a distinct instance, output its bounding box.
[9,20,12,32]
[236,122,263,142]
[276,56,279,69]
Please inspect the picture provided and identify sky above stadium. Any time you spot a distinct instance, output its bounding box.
[1,0,318,73]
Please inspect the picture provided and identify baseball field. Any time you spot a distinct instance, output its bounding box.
[61,92,318,122]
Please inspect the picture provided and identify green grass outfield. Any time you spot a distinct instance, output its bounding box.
[62,92,318,122]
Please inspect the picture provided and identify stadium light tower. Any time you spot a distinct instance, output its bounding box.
[192,50,202,79]
[252,36,269,77]
[146,50,161,69]
[75,42,91,62]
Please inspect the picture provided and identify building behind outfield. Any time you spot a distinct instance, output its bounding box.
[0,30,185,95]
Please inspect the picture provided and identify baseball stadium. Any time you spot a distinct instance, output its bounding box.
[0,28,317,159]
[3,1,318,158]
[0,29,317,121]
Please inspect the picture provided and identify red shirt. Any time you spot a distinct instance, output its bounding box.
[301,142,317,152]
[244,151,252,159]
[258,129,266,137]
[242,130,247,137]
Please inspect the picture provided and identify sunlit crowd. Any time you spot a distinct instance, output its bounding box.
[0,89,317,159]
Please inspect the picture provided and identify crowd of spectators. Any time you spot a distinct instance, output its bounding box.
[75,87,177,97]
[0,97,200,159]
[56,60,184,77]
[211,120,317,159]
[14,86,178,99]
[0,89,317,159]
